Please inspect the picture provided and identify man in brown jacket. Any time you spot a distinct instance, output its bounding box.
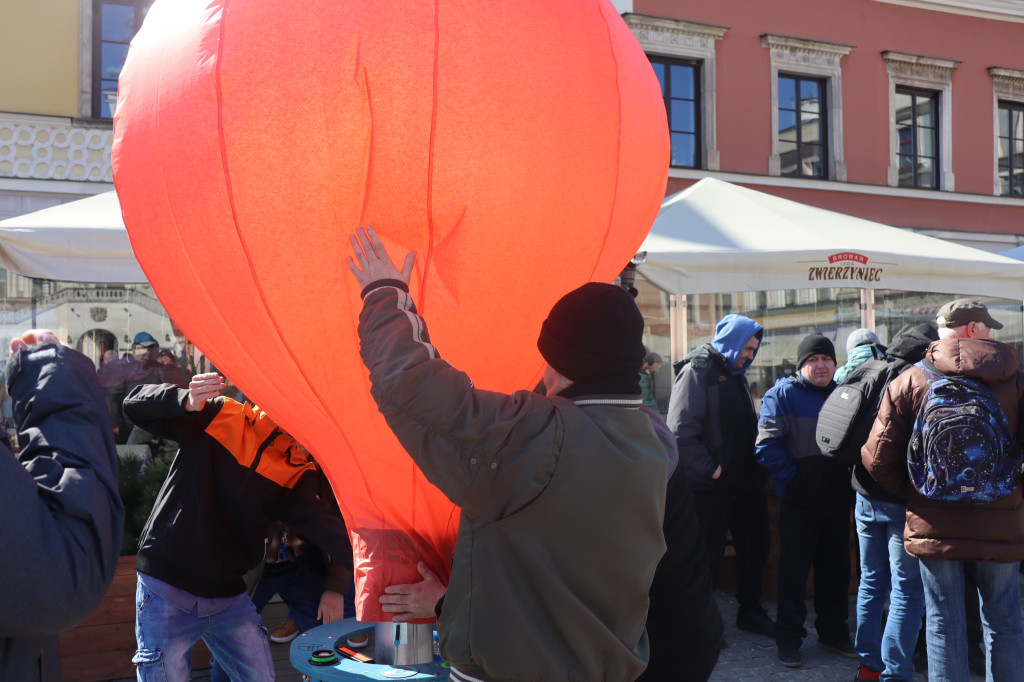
[862,299,1024,681]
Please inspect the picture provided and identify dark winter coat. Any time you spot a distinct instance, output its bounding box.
[124,384,351,598]
[667,315,764,491]
[850,324,937,503]
[757,374,852,517]
[0,345,123,681]
[639,409,723,681]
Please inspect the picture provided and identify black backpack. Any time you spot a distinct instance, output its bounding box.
[816,357,909,465]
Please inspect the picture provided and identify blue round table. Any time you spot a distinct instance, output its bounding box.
[289,617,449,681]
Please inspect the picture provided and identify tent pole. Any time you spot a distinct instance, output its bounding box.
[670,294,688,367]
[859,288,875,330]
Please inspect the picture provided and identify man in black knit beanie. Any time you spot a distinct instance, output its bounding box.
[347,226,676,682]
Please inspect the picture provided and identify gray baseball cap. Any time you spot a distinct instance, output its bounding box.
[935,299,1003,330]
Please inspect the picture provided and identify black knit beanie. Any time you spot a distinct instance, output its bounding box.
[796,332,836,370]
[537,282,646,384]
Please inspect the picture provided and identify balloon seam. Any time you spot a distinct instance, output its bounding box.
[592,1,624,281]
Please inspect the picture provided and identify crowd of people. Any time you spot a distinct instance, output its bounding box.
[663,297,1024,682]
[3,219,1024,682]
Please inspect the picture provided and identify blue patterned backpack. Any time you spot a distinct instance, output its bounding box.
[908,360,1023,504]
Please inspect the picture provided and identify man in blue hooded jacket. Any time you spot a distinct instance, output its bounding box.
[667,314,773,636]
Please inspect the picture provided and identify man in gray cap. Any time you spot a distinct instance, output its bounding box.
[863,298,1024,680]
[935,297,1004,338]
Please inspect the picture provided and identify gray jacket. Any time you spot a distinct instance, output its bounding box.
[0,345,123,681]
[359,285,668,682]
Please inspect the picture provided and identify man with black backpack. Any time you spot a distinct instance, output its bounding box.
[818,324,938,682]
[863,299,1024,681]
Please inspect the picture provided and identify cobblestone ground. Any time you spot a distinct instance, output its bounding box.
[709,588,988,681]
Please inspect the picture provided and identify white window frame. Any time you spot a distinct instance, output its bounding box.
[989,67,1024,196]
[624,14,727,171]
[762,34,853,182]
[883,51,959,191]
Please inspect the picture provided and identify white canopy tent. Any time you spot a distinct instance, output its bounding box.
[0,191,145,283]
[637,178,1024,362]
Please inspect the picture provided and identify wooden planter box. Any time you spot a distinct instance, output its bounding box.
[59,556,212,682]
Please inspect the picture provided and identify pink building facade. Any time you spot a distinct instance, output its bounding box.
[618,0,1024,410]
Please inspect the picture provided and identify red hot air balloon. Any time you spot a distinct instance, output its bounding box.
[112,0,668,622]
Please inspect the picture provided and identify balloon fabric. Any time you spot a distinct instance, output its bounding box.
[112,0,668,622]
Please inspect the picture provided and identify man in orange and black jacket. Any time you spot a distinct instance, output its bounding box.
[124,373,351,682]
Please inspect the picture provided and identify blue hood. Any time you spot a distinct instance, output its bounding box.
[711,314,764,375]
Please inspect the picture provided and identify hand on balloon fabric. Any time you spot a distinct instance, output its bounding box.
[347,226,416,292]
[184,372,226,412]
[10,329,61,354]
[379,561,447,622]
[317,589,347,624]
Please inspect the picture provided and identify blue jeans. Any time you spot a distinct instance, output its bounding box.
[919,557,1024,682]
[854,493,924,681]
[252,549,331,632]
[133,578,274,682]
[210,552,357,682]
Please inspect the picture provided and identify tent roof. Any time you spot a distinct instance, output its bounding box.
[0,192,146,283]
[638,178,1024,300]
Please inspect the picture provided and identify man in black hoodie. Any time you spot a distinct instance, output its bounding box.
[839,324,937,682]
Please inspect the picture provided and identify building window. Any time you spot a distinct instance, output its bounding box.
[762,35,853,181]
[990,68,1024,197]
[778,75,828,178]
[895,88,939,189]
[624,15,727,171]
[883,52,959,191]
[91,0,152,119]
[651,58,701,169]
[999,102,1024,197]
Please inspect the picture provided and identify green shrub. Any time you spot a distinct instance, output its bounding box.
[118,440,178,556]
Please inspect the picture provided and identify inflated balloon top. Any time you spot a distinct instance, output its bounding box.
[113,0,668,621]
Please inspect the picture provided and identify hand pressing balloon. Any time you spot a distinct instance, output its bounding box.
[347,227,416,292]
[379,562,448,623]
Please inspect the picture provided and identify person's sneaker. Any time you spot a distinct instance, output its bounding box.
[346,634,369,649]
[269,619,299,644]
[736,607,776,637]
[854,664,882,681]
[778,645,802,668]
[818,635,858,659]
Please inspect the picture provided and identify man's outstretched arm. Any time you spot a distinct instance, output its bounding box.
[0,330,124,638]
[347,227,561,519]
